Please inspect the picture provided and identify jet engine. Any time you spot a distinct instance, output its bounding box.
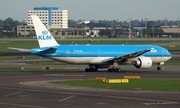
[133,56,152,69]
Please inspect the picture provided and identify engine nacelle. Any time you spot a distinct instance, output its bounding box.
[133,56,152,69]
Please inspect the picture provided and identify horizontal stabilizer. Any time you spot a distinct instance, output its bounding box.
[40,47,57,53]
[31,47,57,54]
[8,47,31,52]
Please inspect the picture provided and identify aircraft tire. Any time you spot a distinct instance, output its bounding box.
[157,67,161,70]
[85,68,89,72]
[108,68,112,72]
[108,68,121,72]
[117,68,121,72]
[85,68,98,72]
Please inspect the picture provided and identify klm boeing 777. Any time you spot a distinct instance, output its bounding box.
[9,15,172,72]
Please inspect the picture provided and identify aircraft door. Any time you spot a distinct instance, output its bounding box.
[66,50,70,57]
[97,49,101,57]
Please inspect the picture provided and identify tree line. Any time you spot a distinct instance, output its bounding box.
[0,17,177,37]
[0,17,25,36]
[69,19,180,28]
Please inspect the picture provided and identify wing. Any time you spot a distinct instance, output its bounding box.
[8,47,31,52]
[102,49,150,63]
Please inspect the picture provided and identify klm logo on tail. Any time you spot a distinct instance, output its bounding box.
[38,30,52,40]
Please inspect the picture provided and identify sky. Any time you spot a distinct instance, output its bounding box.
[0,0,180,22]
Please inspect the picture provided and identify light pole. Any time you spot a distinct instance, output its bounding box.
[128,18,132,39]
[153,26,154,38]
[178,18,180,38]
[165,18,167,26]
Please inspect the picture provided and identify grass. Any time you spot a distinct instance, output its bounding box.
[164,60,180,65]
[162,45,180,50]
[1,36,180,39]
[0,68,80,72]
[170,52,180,54]
[57,40,178,45]
[0,56,45,60]
[27,62,68,65]
[51,79,180,91]
[0,40,39,52]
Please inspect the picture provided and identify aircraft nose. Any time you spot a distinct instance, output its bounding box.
[167,51,172,60]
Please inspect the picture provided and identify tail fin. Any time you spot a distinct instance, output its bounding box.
[31,15,59,48]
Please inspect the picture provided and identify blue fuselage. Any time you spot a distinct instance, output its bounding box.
[31,45,171,57]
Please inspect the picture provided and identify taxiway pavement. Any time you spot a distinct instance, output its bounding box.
[0,65,180,108]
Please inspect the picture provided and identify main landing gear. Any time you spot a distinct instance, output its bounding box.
[108,68,121,72]
[157,66,161,70]
[108,62,121,72]
[85,65,98,72]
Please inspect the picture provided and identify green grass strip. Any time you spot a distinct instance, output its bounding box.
[27,62,68,65]
[0,68,80,72]
[51,79,180,91]
[0,56,46,60]
[164,60,180,65]
[162,45,180,50]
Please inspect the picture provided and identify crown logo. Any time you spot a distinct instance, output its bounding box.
[42,30,48,35]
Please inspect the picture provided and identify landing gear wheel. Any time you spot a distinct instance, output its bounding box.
[157,67,161,70]
[108,68,121,72]
[108,68,112,72]
[85,67,98,72]
[85,68,89,72]
[117,68,121,72]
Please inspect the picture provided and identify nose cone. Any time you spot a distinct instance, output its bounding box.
[165,50,172,61]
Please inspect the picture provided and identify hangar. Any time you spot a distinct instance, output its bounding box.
[160,26,180,37]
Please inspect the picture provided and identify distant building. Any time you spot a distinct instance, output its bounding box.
[27,7,68,28]
[161,27,180,33]
[16,25,35,37]
[16,25,85,37]
[16,7,90,37]
[86,30,99,37]
[83,21,90,24]
[143,18,151,22]
[90,20,99,23]
[78,20,90,24]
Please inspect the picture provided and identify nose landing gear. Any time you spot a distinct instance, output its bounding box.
[157,62,164,70]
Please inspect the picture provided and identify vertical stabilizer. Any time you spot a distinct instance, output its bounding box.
[31,15,59,48]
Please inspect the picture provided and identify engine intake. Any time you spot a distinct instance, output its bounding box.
[133,57,152,69]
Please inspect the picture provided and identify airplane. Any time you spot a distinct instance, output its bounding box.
[9,15,172,72]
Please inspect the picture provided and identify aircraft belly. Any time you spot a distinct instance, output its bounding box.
[49,57,113,64]
[89,57,113,64]
[150,57,172,63]
[49,57,96,64]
